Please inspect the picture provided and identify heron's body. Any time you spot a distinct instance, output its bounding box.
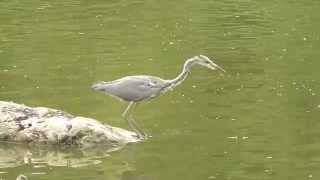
[92,75,171,102]
[92,55,225,139]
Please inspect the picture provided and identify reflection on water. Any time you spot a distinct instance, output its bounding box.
[0,142,138,179]
[0,142,120,169]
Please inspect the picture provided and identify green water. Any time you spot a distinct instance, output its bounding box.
[1,0,320,179]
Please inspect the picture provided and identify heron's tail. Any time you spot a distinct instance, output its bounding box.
[91,81,107,91]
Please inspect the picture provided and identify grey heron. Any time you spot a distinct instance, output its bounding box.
[92,55,225,139]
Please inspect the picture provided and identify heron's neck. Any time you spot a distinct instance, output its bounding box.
[167,60,193,88]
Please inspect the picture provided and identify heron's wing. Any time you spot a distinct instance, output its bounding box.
[92,74,173,102]
[93,76,167,102]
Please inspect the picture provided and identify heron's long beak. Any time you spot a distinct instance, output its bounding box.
[209,62,226,72]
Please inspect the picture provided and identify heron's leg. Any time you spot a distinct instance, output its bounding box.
[126,116,145,139]
[122,102,146,139]
[122,101,134,118]
[128,114,147,139]
[128,103,148,138]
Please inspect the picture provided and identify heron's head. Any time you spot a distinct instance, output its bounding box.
[193,55,226,72]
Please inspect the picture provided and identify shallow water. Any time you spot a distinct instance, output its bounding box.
[1,0,320,179]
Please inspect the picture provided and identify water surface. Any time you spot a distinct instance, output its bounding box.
[1,0,320,179]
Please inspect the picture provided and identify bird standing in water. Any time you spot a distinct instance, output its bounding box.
[92,55,225,139]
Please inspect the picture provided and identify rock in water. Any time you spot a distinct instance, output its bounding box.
[0,101,140,146]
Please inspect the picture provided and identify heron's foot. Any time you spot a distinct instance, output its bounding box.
[132,132,148,140]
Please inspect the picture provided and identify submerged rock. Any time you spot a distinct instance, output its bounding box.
[0,101,140,146]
